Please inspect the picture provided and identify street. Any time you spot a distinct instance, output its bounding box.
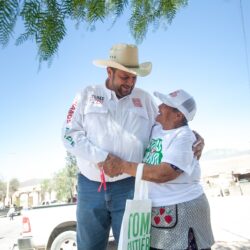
[209,195,250,250]
[0,215,22,250]
[0,195,250,250]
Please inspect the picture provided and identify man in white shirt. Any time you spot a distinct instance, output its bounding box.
[62,44,157,250]
[62,44,204,250]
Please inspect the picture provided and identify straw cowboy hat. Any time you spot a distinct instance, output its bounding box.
[93,43,152,77]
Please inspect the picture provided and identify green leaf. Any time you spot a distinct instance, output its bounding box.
[0,0,188,63]
[0,0,18,47]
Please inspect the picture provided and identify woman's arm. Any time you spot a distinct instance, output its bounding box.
[102,154,181,183]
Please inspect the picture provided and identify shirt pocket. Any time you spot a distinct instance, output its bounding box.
[83,105,109,133]
[127,107,151,145]
[129,107,149,120]
[84,104,108,115]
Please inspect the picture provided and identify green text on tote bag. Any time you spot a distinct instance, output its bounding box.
[127,211,151,249]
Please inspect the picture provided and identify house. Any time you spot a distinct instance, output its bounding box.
[200,152,250,196]
[13,178,56,208]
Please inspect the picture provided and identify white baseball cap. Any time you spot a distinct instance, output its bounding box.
[154,89,197,121]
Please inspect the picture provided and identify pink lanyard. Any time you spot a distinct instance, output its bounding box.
[98,168,107,192]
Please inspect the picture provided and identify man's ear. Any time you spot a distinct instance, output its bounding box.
[107,67,113,79]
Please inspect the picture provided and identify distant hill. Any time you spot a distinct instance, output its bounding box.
[202,148,250,161]
[19,178,44,188]
[200,149,250,176]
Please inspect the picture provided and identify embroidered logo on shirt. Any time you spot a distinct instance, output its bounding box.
[67,100,78,123]
[132,98,142,107]
[90,95,104,104]
[64,128,75,146]
[143,138,163,165]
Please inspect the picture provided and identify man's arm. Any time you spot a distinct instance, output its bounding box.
[192,130,205,160]
[62,89,108,163]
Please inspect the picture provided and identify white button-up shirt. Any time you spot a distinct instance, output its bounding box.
[62,84,157,182]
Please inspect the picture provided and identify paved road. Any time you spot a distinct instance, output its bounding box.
[209,195,250,250]
[0,215,22,250]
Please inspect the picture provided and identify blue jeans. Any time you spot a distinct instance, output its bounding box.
[76,173,135,250]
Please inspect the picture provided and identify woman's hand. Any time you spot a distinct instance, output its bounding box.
[102,154,124,177]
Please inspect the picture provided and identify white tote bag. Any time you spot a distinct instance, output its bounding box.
[118,163,152,250]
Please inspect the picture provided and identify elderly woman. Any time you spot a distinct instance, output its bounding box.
[102,89,214,250]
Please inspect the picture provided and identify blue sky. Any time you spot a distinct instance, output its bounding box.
[1,0,250,181]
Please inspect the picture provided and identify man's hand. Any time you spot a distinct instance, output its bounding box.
[102,153,123,177]
[97,162,104,170]
[192,131,205,160]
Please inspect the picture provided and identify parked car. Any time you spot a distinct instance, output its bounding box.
[12,202,114,250]
[40,200,58,206]
[0,205,22,217]
[14,202,77,250]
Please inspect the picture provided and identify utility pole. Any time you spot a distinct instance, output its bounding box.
[5,179,10,206]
